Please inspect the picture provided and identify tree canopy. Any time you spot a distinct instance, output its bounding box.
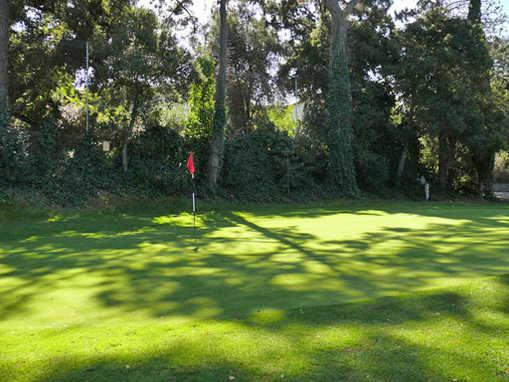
[0,0,507,203]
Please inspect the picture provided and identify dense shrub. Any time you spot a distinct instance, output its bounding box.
[59,134,115,201]
[1,114,446,205]
[221,120,326,200]
[289,134,330,197]
[1,119,117,205]
[355,150,390,194]
[127,125,190,196]
[222,122,291,200]
[0,117,30,186]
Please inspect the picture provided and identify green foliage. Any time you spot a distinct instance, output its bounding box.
[355,151,390,193]
[27,120,64,183]
[127,125,190,196]
[352,81,398,192]
[28,127,115,204]
[63,134,114,197]
[222,121,292,200]
[396,8,502,195]
[277,1,399,197]
[224,0,281,136]
[222,119,326,200]
[206,0,228,188]
[93,5,190,120]
[184,55,216,140]
[1,113,115,205]
[3,0,508,203]
[268,104,298,135]
[489,37,509,151]
[291,133,330,193]
[327,19,358,197]
[8,0,133,128]
[0,116,29,185]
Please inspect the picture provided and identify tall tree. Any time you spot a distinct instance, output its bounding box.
[93,6,189,172]
[208,0,228,188]
[465,0,498,196]
[275,0,398,191]
[224,0,280,136]
[324,0,360,196]
[8,0,133,129]
[396,7,497,194]
[0,0,8,115]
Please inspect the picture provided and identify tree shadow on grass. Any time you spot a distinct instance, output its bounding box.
[1,201,509,381]
[0,203,509,323]
[11,281,508,382]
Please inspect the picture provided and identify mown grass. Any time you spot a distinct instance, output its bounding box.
[0,200,508,381]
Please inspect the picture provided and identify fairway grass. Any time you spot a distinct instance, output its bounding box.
[1,201,508,381]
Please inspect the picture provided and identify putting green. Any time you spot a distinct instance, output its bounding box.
[1,201,508,381]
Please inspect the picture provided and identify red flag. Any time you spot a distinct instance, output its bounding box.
[186,152,195,177]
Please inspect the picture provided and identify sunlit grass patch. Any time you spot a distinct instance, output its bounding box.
[0,201,508,381]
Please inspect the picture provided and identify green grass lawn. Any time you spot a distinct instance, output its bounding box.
[1,200,509,381]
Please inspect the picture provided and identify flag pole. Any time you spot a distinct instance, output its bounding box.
[187,152,198,252]
[192,172,198,251]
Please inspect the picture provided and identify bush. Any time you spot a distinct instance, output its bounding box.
[57,133,116,203]
[289,133,330,197]
[127,125,190,196]
[222,120,326,200]
[26,120,67,186]
[0,116,30,186]
[222,122,291,200]
[355,150,390,193]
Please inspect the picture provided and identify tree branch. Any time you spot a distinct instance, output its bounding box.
[325,0,361,18]
[325,0,341,17]
[344,0,361,16]
[168,0,196,23]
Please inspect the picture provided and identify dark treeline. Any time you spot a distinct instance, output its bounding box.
[0,0,507,205]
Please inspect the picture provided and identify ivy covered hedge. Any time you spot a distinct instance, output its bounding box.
[0,117,338,206]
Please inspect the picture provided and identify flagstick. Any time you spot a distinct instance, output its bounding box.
[192,173,198,251]
[187,152,198,252]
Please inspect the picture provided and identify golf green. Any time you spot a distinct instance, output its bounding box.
[1,201,508,381]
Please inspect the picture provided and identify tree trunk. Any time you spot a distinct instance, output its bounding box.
[396,145,407,187]
[438,130,449,192]
[468,0,481,22]
[122,95,139,173]
[207,0,228,187]
[0,0,8,115]
[121,140,128,173]
[325,0,358,196]
[473,149,495,198]
[480,152,495,198]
